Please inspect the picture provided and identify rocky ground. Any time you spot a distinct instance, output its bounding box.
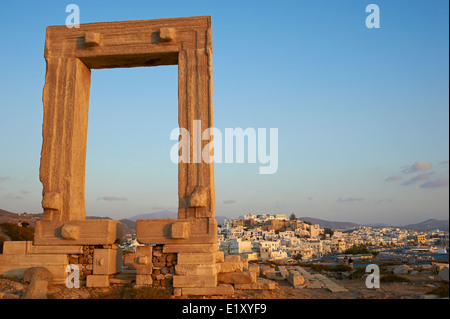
[1,266,447,300]
[233,273,446,299]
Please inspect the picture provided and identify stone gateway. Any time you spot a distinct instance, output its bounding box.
[1,16,253,296]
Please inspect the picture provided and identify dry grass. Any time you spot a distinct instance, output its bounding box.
[427,284,449,298]
[90,285,172,299]
[380,274,410,283]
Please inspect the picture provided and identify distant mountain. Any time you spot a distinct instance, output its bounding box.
[0,208,42,227]
[128,211,178,222]
[0,208,17,223]
[118,219,137,236]
[86,216,111,220]
[364,223,390,227]
[401,219,449,232]
[298,216,449,232]
[298,217,360,229]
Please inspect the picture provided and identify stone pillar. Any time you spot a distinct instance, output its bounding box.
[177,30,215,220]
[40,57,91,221]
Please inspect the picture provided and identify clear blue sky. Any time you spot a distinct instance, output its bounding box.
[0,0,448,225]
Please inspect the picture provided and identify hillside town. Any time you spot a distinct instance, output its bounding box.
[214,213,449,263]
[117,213,449,266]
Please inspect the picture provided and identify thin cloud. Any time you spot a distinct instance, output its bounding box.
[97,196,128,202]
[2,193,23,200]
[0,176,10,182]
[337,197,365,203]
[439,160,449,166]
[223,200,236,205]
[376,199,393,205]
[401,172,433,186]
[402,161,432,174]
[420,178,449,189]
[385,176,401,182]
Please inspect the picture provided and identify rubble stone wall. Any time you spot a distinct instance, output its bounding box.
[151,245,177,287]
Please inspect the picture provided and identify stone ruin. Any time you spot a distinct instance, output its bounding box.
[0,16,268,297]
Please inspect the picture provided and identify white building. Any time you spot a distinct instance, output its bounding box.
[228,238,253,255]
[260,246,288,260]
